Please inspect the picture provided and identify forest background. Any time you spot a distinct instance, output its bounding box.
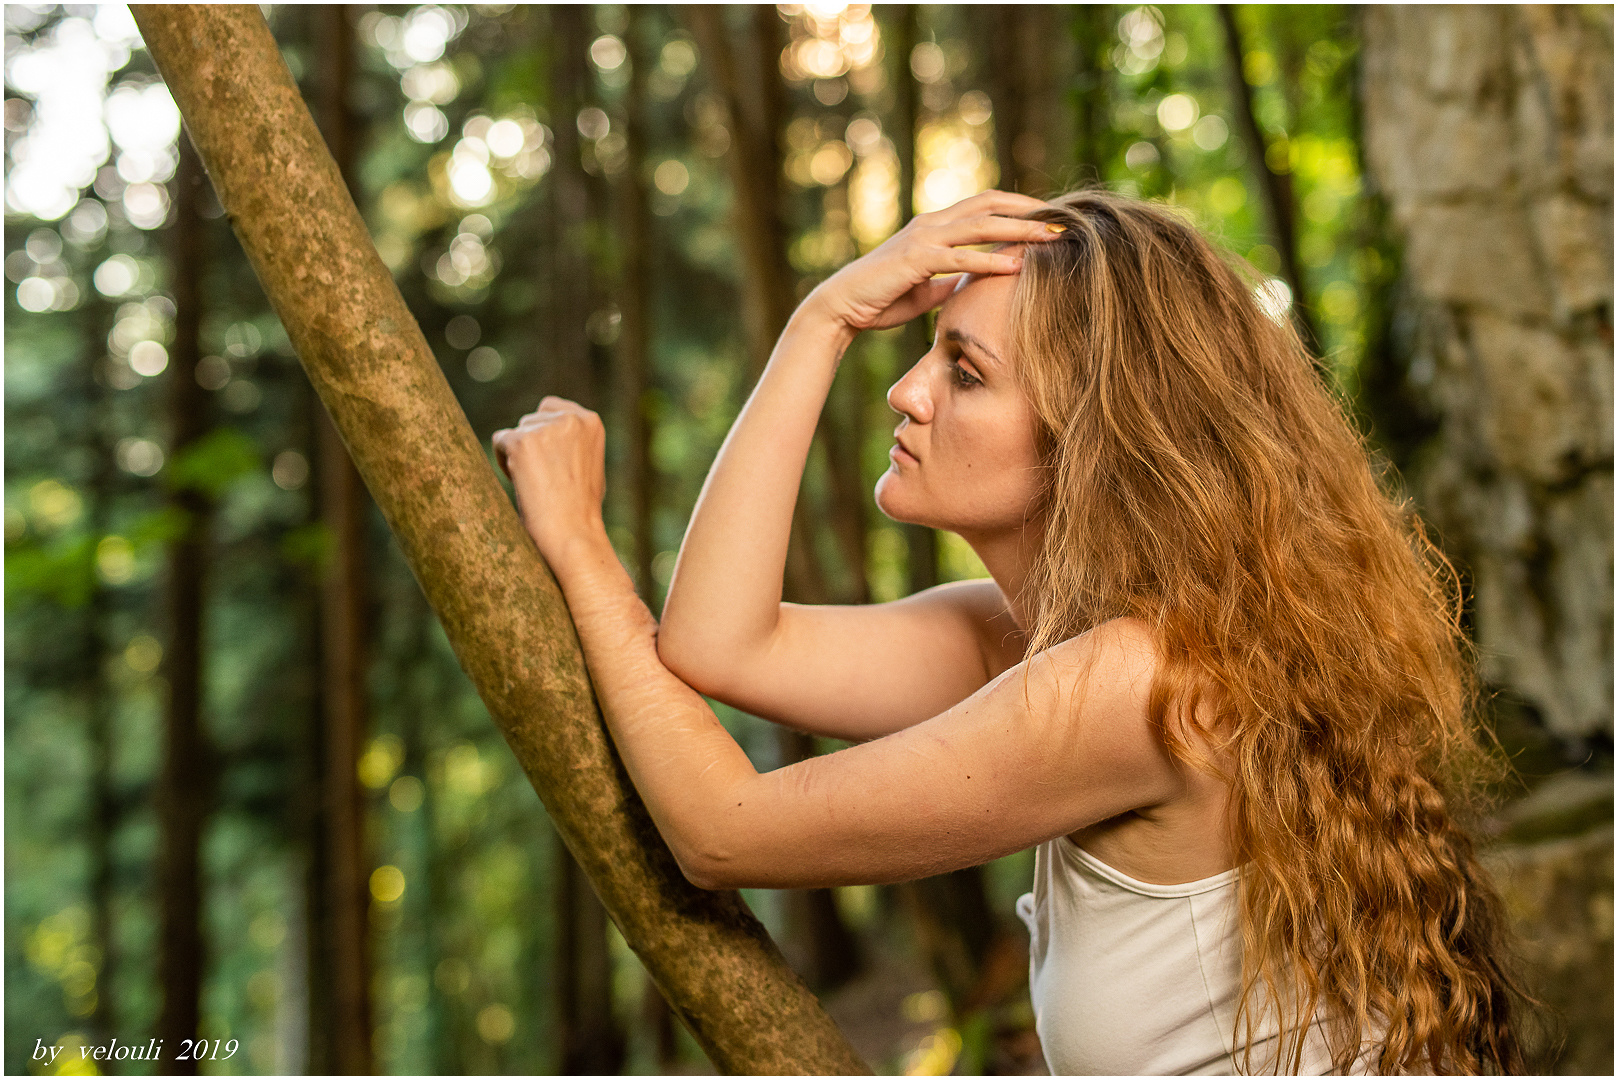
[4,3,1611,1076]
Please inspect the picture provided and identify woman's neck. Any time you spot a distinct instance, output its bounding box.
[960,520,1044,633]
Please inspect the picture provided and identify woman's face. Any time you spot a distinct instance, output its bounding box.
[874,270,1045,538]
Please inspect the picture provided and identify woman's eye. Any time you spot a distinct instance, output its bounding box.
[950,360,981,388]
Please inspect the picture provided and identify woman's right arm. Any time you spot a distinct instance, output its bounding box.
[657,191,1054,742]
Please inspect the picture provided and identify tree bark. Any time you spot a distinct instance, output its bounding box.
[154,128,211,1075]
[130,6,866,1073]
[314,8,374,1070]
[1360,4,1612,749]
[1361,13,1612,1070]
[1216,5,1321,351]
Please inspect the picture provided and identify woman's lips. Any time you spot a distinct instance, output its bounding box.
[889,442,918,466]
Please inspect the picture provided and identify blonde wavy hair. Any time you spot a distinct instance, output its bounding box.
[1010,190,1525,1073]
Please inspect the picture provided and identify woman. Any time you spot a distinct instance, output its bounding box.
[493,189,1524,1074]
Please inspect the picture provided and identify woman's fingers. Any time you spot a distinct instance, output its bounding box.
[927,247,1025,276]
[927,213,1065,249]
[867,274,964,329]
[925,188,1050,223]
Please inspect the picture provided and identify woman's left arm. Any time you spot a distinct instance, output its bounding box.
[494,400,1184,889]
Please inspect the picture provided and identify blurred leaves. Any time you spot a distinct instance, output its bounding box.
[165,426,262,498]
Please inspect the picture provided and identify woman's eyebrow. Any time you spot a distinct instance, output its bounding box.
[943,328,1003,367]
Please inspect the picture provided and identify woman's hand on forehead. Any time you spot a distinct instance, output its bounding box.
[798,189,1065,335]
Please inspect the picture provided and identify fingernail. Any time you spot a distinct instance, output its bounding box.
[1045,223,1067,234]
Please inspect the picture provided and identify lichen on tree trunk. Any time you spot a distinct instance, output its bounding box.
[128,5,866,1073]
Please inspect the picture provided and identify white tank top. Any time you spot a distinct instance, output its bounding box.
[1016,837,1371,1075]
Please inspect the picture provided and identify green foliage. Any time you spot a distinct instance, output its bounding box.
[278,520,332,573]
[4,5,1418,1075]
[165,427,262,499]
[5,533,98,609]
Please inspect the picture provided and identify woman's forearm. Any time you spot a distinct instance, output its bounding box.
[657,307,856,685]
[548,530,761,886]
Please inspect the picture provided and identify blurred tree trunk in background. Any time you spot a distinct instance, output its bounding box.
[687,2,862,996]
[686,5,796,383]
[1362,7,1612,1073]
[154,130,211,1075]
[684,2,829,602]
[1070,5,1113,184]
[975,6,1072,196]
[616,10,656,602]
[822,174,872,607]
[393,585,450,1073]
[555,844,625,1074]
[882,10,1019,1036]
[291,377,329,1073]
[82,303,119,1064]
[885,4,939,594]
[314,8,375,1071]
[690,16,795,394]
[546,6,597,409]
[546,9,626,1074]
[1217,5,1321,352]
[687,4,830,604]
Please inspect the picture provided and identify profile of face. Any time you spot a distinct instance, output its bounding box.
[874,270,1045,540]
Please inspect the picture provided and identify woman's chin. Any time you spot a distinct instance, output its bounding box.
[874,471,926,526]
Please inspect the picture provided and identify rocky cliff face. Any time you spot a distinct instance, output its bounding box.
[1362,8,1612,1073]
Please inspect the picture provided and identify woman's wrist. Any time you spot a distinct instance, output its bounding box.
[535,517,614,587]
[785,294,862,354]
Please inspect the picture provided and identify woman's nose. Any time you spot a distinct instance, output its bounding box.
[887,353,934,424]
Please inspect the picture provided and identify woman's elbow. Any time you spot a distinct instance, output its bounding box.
[671,840,736,891]
[676,857,726,892]
[655,624,729,699]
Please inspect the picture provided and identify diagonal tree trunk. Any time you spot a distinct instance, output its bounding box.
[129,6,866,1073]
[314,7,374,1070]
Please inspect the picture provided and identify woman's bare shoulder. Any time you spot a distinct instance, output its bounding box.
[902,578,1027,677]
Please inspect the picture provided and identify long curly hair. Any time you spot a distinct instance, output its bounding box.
[1009,190,1526,1073]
